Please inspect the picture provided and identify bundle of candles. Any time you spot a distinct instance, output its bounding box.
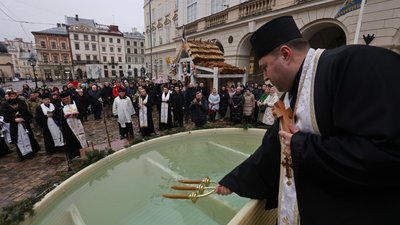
[162,177,216,203]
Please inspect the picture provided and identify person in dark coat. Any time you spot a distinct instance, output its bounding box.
[138,88,156,137]
[53,91,88,161]
[218,86,230,120]
[215,16,400,225]
[35,93,64,154]
[230,87,244,124]
[1,99,40,160]
[101,82,114,118]
[170,86,185,127]
[184,83,197,123]
[189,91,208,128]
[74,89,89,122]
[87,84,103,120]
[158,86,173,130]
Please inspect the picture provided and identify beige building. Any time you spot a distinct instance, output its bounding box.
[0,43,14,82]
[1,38,35,79]
[145,0,400,83]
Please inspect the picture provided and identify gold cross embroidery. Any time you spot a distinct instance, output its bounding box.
[282,216,290,225]
[273,100,294,186]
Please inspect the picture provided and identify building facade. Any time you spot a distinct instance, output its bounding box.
[124,29,146,79]
[97,24,126,78]
[0,43,14,82]
[66,15,100,80]
[1,38,35,79]
[31,24,73,81]
[145,0,400,83]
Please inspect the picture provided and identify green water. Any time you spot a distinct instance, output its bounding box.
[31,130,263,225]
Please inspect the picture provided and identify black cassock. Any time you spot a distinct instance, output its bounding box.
[1,106,40,159]
[53,103,84,160]
[170,91,185,127]
[36,104,64,154]
[158,92,173,130]
[220,45,400,225]
[139,95,156,137]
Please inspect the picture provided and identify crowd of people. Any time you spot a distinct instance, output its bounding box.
[0,78,278,162]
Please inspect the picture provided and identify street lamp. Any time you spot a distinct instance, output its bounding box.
[28,54,38,89]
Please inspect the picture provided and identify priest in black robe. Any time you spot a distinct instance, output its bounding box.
[0,116,11,157]
[54,91,88,161]
[215,16,400,225]
[36,93,64,154]
[170,86,185,127]
[138,88,156,137]
[0,99,40,160]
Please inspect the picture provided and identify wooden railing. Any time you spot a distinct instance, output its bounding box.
[239,0,273,18]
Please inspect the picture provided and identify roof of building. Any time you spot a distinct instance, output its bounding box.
[124,31,145,39]
[176,40,245,74]
[31,27,68,35]
[65,15,95,27]
[0,42,9,53]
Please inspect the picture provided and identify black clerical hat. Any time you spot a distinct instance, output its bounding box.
[250,16,303,60]
[42,93,51,99]
[7,98,18,105]
[59,91,70,98]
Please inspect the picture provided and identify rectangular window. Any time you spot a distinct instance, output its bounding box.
[86,55,90,60]
[111,56,115,62]
[76,54,81,61]
[103,56,107,62]
[187,2,197,23]
[85,43,90,51]
[134,49,138,54]
[141,57,144,63]
[93,55,98,61]
[83,35,88,41]
[117,39,120,43]
[51,41,57,49]
[92,44,97,51]
[53,55,58,63]
[159,29,163,45]
[74,34,79,40]
[101,37,105,42]
[91,35,96,41]
[40,41,46,48]
[127,48,131,54]
[61,42,66,50]
[166,27,170,44]
[166,0,170,15]
[134,41,137,46]
[127,41,130,46]
[127,56,131,63]
[140,42,144,47]
[118,48,121,53]
[75,43,80,50]
[211,0,226,14]
[118,57,122,62]
[135,57,138,63]
[43,55,48,63]
[63,55,68,63]
[109,38,113,43]
[110,47,114,52]
[102,46,106,52]
[141,49,144,54]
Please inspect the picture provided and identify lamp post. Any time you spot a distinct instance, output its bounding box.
[28,54,38,90]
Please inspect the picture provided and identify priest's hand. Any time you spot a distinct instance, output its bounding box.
[215,184,232,195]
[278,124,299,147]
[15,118,24,123]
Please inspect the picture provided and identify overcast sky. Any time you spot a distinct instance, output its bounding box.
[0,0,145,43]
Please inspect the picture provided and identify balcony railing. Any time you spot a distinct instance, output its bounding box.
[205,12,228,28]
[239,0,273,19]
[73,60,100,65]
